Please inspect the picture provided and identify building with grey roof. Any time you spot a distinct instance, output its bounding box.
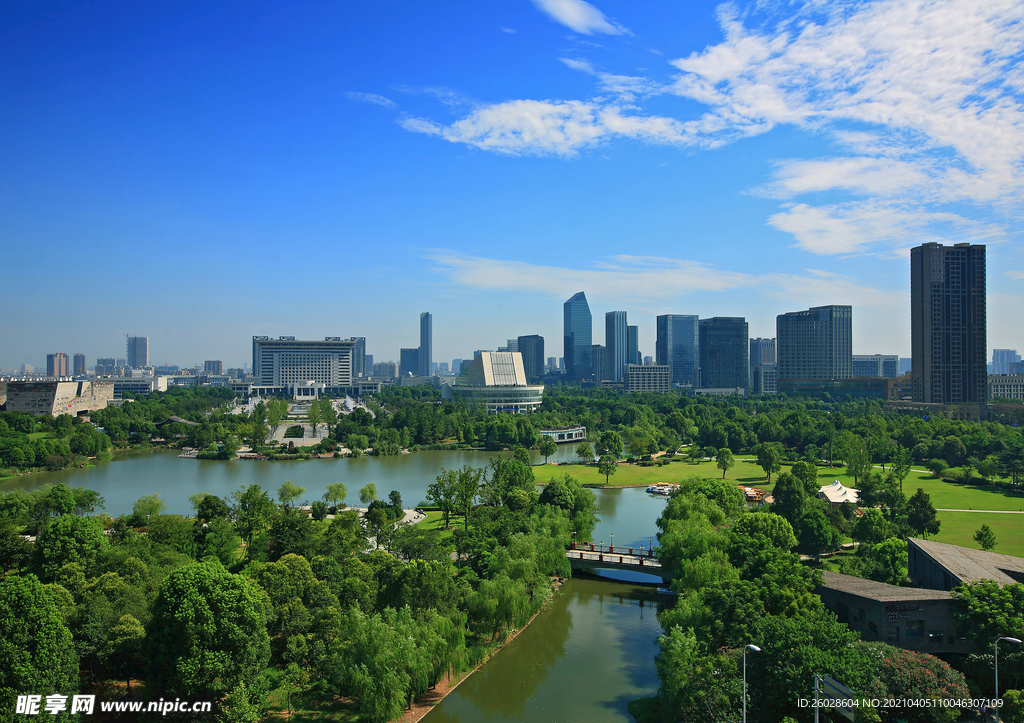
[908,537,1024,591]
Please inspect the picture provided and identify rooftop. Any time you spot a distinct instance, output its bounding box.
[910,538,1024,586]
[820,571,951,602]
[818,480,860,504]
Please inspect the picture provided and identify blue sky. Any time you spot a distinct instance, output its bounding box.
[3,0,1023,370]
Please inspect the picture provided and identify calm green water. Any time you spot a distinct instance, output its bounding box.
[2,449,671,722]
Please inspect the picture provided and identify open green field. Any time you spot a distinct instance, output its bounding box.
[896,469,1024,511]
[411,509,470,539]
[929,512,1024,558]
[546,457,782,488]
[27,431,54,441]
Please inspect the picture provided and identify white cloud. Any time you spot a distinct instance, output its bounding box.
[530,0,628,35]
[501,27,517,34]
[559,58,656,98]
[401,99,689,156]
[767,201,1005,256]
[1007,271,1024,280]
[345,92,397,110]
[426,250,901,308]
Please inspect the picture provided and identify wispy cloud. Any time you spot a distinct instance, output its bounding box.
[530,0,629,35]
[345,92,397,110]
[501,27,517,34]
[426,250,902,308]
[559,58,656,98]
[1007,271,1024,280]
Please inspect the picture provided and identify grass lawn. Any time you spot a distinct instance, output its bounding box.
[546,457,781,487]
[930,512,1024,558]
[412,509,469,539]
[27,431,54,440]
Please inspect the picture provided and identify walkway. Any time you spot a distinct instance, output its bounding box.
[566,542,662,574]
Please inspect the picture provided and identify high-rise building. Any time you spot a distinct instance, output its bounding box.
[699,318,749,389]
[95,357,117,375]
[400,348,420,377]
[591,344,606,382]
[776,306,852,381]
[251,336,356,386]
[656,314,699,387]
[625,364,670,392]
[911,243,987,404]
[605,311,628,382]
[627,325,639,366]
[517,335,545,383]
[852,354,898,378]
[364,354,373,371]
[73,354,87,376]
[46,353,69,377]
[372,361,399,379]
[899,358,912,375]
[203,360,224,375]
[749,338,776,389]
[347,337,366,377]
[126,336,149,368]
[992,349,1021,375]
[547,356,557,372]
[563,292,593,380]
[418,313,432,377]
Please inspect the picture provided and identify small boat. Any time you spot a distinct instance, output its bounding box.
[646,484,679,496]
[656,587,678,596]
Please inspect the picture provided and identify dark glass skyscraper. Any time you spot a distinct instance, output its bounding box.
[656,314,699,387]
[911,243,987,403]
[419,312,432,377]
[627,325,639,366]
[563,292,592,380]
[126,336,149,368]
[776,305,852,381]
[605,311,628,382]
[699,317,748,389]
[517,335,545,382]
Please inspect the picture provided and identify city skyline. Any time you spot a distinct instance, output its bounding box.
[3,1,1023,368]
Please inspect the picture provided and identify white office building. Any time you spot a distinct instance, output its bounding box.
[251,336,356,387]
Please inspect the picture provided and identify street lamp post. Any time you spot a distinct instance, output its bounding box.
[996,636,1022,723]
[743,644,761,723]
[610,534,614,552]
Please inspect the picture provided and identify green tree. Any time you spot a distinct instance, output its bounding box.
[428,469,458,529]
[33,513,107,581]
[687,444,703,464]
[538,436,557,463]
[979,454,1001,483]
[926,458,949,478]
[100,614,146,690]
[359,483,378,506]
[277,480,305,508]
[231,484,277,560]
[906,488,941,538]
[454,465,482,531]
[891,445,913,492]
[716,448,735,479]
[147,560,271,699]
[869,537,908,585]
[265,398,288,438]
[132,493,166,524]
[852,508,891,545]
[324,482,348,508]
[597,455,618,485]
[305,402,323,438]
[974,524,997,551]
[575,441,593,463]
[0,575,79,717]
[319,398,338,434]
[797,507,839,557]
[597,430,624,459]
[845,442,872,484]
[311,500,328,521]
[753,442,783,482]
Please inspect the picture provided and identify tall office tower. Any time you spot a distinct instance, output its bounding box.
[605,311,628,382]
[73,354,87,376]
[95,357,117,375]
[776,305,852,381]
[656,314,699,387]
[251,336,356,385]
[419,313,432,377]
[517,335,545,383]
[452,359,463,374]
[852,354,899,378]
[627,325,639,366]
[911,243,987,404]
[699,318,749,389]
[505,339,519,353]
[563,292,593,380]
[347,337,366,377]
[749,338,776,388]
[591,344,606,382]
[364,354,373,371]
[126,336,149,368]
[203,360,224,374]
[899,358,912,375]
[547,356,557,372]
[992,349,1021,375]
[47,353,69,377]
[400,348,420,377]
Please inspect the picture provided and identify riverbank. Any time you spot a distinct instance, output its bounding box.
[397,577,567,723]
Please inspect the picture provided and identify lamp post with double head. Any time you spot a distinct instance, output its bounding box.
[996,636,1022,723]
[744,644,761,723]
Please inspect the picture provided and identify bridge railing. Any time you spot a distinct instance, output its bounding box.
[565,548,661,569]
[571,541,657,557]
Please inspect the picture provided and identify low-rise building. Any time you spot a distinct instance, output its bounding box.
[443,352,543,414]
[908,537,1024,591]
[817,480,859,508]
[539,426,587,443]
[988,374,1024,400]
[5,380,114,416]
[778,377,888,399]
[817,571,969,654]
[624,364,670,393]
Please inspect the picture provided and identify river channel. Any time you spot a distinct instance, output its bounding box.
[2,447,670,722]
